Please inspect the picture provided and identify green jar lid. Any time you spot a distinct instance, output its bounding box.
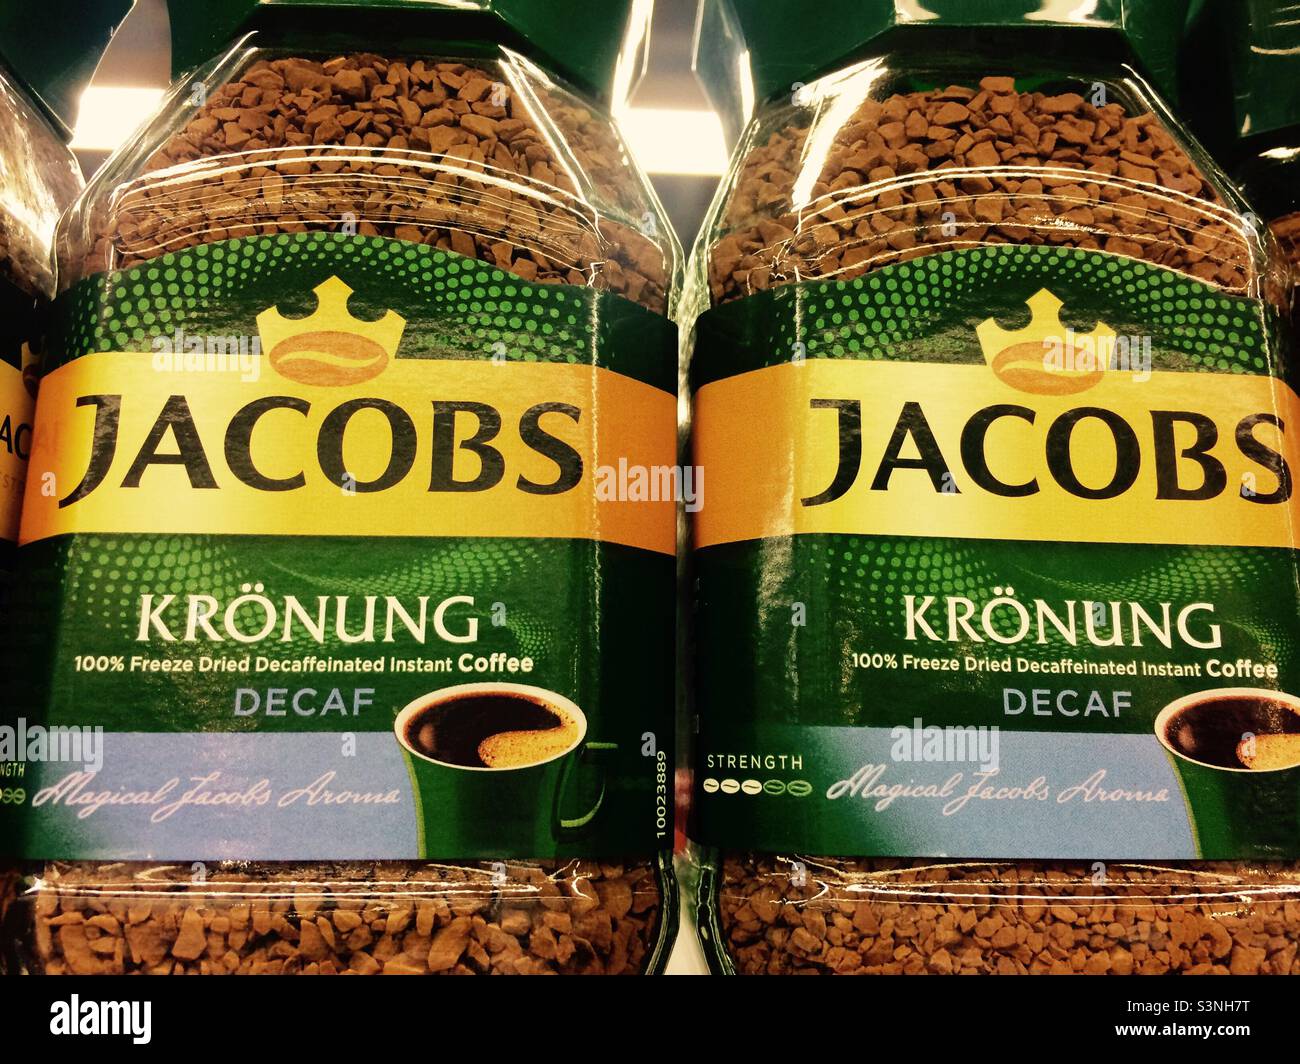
[697,0,1190,120]
[167,0,649,103]
[0,0,134,138]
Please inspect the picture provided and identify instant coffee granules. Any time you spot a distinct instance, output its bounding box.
[687,0,1300,976]
[717,858,1300,975]
[708,79,1250,304]
[1274,214,1300,279]
[25,860,658,975]
[71,54,669,311]
[3,0,678,976]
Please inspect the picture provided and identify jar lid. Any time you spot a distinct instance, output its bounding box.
[167,0,650,104]
[0,0,134,138]
[697,0,1190,125]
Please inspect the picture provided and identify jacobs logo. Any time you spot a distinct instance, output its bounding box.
[795,287,1291,511]
[20,272,677,554]
[257,276,405,386]
[691,286,1300,551]
[976,289,1117,395]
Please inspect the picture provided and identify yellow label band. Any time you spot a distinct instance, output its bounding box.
[0,357,35,543]
[21,353,676,555]
[693,360,1300,551]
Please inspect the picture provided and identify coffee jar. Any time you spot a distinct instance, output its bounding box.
[0,0,131,952]
[685,0,1300,975]
[1,0,679,976]
[0,0,132,580]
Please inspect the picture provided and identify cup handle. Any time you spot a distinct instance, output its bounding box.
[554,741,617,839]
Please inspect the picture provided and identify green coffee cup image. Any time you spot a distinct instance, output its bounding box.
[1154,687,1300,857]
[394,683,614,850]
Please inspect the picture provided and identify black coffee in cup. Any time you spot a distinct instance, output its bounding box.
[1162,694,1300,770]
[401,691,581,769]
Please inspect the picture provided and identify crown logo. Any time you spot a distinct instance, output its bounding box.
[976,289,1117,396]
[257,276,406,387]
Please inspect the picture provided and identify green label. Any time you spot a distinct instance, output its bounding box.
[0,232,677,861]
[0,278,38,556]
[691,245,1300,860]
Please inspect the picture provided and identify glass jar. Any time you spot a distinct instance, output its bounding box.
[0,64,81,562]
[4,6,679,977]
[685,13,1300,976]
[0,0,127,946]
[695,50,1258,306]
[0,69,81,306]
[1183,0,1300,332]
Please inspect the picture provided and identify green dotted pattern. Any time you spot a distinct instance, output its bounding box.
[15,232,679,736]
[34,231,674,686]
[692,245,1276,388]
[48,533,554,668]
[693,246,1299,730]
[814,534,1287,673]
[699,526,1298,730]
[50,232,672,390]
[695,243,1294,673]
[14,522,644,743]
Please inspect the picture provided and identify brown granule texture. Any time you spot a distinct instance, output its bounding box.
[709,77,1250,304]
[1273,211,1300,321]
[80,55,667,311]
[719,856,1300,975]
[22,859,660,975]
[0,80,81,297]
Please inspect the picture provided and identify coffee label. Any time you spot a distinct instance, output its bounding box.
[0,355,34,544]
[23,341,673,553]
[0,278,38,549]
[0,232,676,861]
[695,357,1298,551]
[691,245,1300,860]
